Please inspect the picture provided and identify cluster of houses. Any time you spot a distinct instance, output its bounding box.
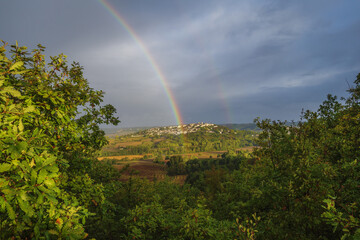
[144,122,218,136]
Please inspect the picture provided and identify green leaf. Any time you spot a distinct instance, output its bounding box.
[44,179,56,189]
[32,128,39,137]
[36,193,44,205]
[17,143,30,156]
[18,119,24,132]
[11,160,20,166]
[31,169,37,185]
[2,86,21,97]
[46,194,58,205]
[24,105,36,113]
[19,191,28,201]
[37,169,48,184]
[9,61,24,71]
[0,179,9,188]
[29,158,35,168]
[0,196,5,210]
[37,185,50,194]
[45,165,59,173]
[18,160,30,173]
[42,155,57,167]
[18,197,34,217]
[0,163,11,173]
[12,69,28,75]
[5,201,15,220]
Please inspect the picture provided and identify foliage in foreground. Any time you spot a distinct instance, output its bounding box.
[0,41,119,239]
[189,73,360,239]
[250,74,360,239]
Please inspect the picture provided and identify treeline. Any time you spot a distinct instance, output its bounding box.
[165,151,248,176]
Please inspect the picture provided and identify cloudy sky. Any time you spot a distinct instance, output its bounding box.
[1,1,359,127]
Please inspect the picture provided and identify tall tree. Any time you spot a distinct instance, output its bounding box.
[0,41,119,239]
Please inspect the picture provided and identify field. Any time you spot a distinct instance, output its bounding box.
[99,146,255,184]
[100,146,255,161]
[107,158,187,184]
[100,124,256,183]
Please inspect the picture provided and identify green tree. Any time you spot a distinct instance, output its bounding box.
[0,41,119,239]
[231,73,360,239]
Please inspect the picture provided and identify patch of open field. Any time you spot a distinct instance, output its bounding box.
[103,137,158,151]
[114,159,186,184]
[99,146,255,162]
[114,141,143,147]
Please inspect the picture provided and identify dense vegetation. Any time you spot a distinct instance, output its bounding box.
[165,151,250,177]
[1,41,360,239]
[0,42,120,239]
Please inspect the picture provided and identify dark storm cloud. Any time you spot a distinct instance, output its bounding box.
[229,74,352,122]
[1,0,359,127]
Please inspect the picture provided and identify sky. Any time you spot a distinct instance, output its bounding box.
[1,0,360,127]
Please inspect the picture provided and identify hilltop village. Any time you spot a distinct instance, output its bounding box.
[140,122,227,136]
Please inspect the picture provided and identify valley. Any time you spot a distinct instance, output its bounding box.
[100,123,257,182]
[100,122,257,157]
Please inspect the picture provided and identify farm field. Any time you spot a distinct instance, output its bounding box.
[99,146,255,184]
[98,124,256,184]
[110,158,187,184]
[99,146,255,161]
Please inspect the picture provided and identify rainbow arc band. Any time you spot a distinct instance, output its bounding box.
[98,0,184,133]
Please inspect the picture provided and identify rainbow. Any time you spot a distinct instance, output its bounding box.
[207,58,234,124]
[98,0,184,128]
[194,40,233,124]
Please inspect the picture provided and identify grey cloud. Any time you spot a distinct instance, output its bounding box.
[1,0,359,127]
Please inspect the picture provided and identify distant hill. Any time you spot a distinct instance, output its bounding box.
[102,126,153,137]
[221,123,260,131]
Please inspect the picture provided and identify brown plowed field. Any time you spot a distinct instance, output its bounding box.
[114,159,186,184]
